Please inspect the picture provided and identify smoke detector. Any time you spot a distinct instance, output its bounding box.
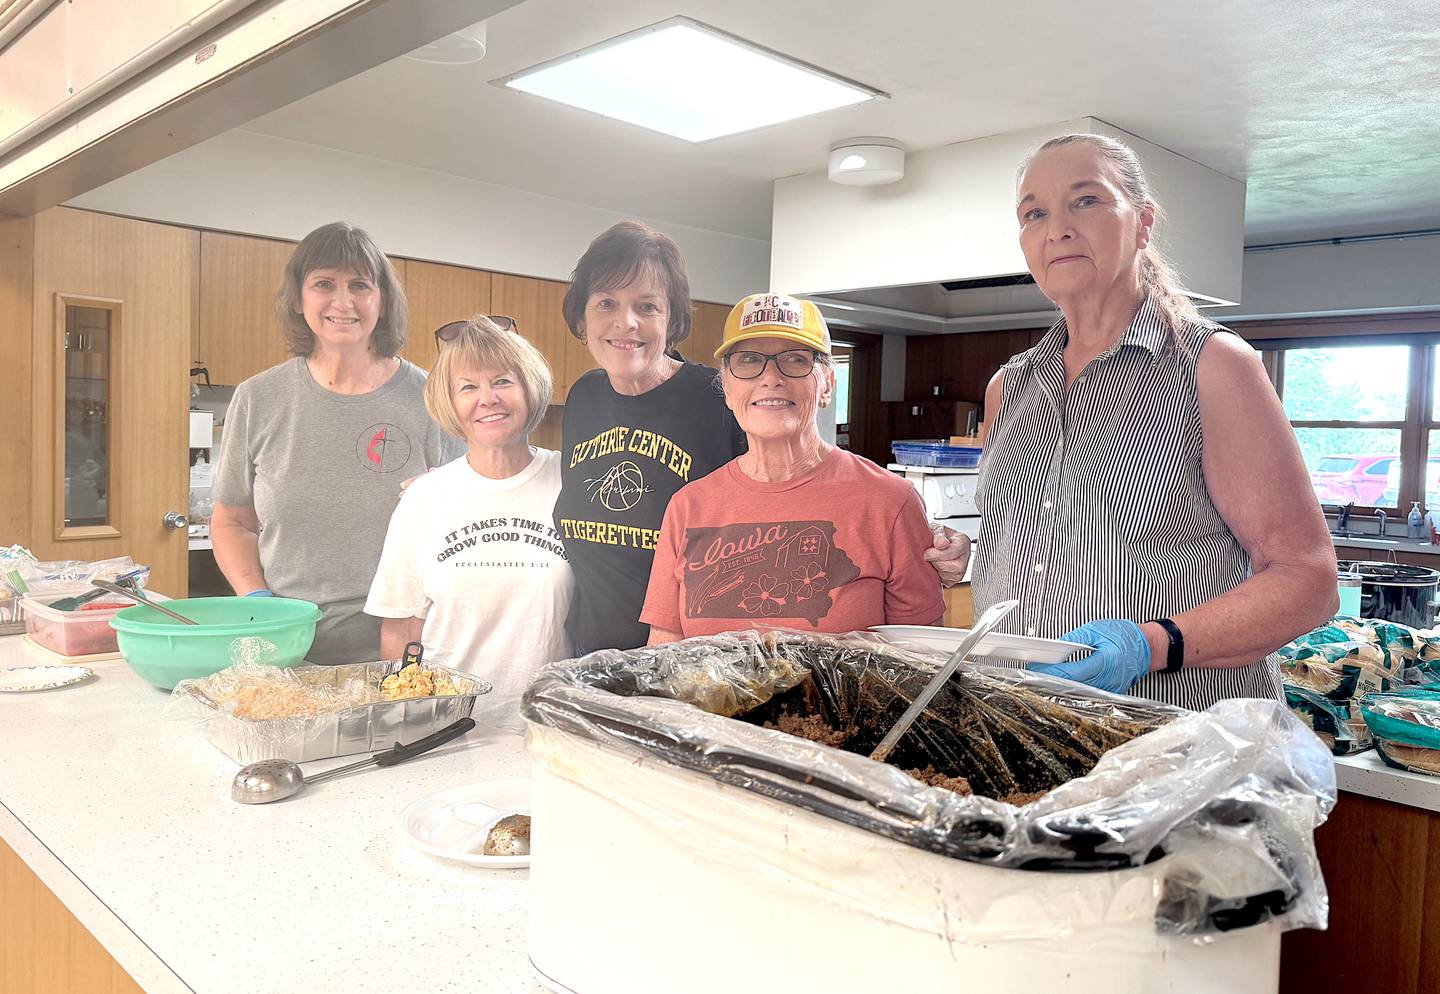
[404,22,488,65]
[828,137,905,186]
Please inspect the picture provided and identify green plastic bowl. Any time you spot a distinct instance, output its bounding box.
[110,596,321,690]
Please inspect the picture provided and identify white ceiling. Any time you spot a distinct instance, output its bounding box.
[243,0,1440,245]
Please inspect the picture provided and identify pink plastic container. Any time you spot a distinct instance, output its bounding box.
[21,594,130,656]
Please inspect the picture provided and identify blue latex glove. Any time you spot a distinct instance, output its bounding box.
[1028,619,1151,694]
[244,588,275,597]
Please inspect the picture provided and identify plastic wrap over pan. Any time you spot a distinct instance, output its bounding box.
[523,629,1337,935]
[177,659,490,764]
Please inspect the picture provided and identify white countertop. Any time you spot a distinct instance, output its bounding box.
[6,633,1440,994]
[0,635,542,994]
[1332,748,1440,812]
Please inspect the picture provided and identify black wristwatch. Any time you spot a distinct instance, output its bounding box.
[1146,618,1185,673]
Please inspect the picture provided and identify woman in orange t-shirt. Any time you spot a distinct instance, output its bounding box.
[641,294,944,643]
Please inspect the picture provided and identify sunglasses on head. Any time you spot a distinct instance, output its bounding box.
[434,315,519,343]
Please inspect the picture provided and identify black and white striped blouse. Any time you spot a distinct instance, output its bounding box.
[972,297,1284,710]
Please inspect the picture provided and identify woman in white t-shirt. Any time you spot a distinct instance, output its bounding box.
[366,316,574,733]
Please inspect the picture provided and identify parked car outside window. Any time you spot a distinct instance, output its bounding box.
[1310,454,1396,505]
[1380,455,1440,509]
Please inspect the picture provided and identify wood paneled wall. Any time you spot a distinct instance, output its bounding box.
[840,326,1047,466]
[835,329,886,466]
[0,214,34,546]
[903,328,1047,405]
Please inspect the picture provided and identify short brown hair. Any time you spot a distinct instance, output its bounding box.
[425,316,554,440]
[274,222,408,358]
[561,221,692,348]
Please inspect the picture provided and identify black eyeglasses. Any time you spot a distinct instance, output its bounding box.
[434,315,518,343]
[724,348,820,379]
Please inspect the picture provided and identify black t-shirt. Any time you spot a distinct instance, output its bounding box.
[555,361,747,653]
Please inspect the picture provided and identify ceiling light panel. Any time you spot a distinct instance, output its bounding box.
[500,17,881,143]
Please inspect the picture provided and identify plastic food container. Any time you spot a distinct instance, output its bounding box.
[891,439,983,468]
[21,594,134,656]
[111,596,321,689]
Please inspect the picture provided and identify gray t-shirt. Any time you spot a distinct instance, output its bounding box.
[215,357,460,664]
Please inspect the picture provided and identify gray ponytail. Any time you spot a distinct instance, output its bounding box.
[1019,133,1206,337]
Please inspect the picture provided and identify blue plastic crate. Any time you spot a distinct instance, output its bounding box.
[891,440,983,468]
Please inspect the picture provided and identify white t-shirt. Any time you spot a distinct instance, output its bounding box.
[365,448,574,733]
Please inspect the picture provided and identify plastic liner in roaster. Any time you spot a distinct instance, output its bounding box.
[522,629,1337,935]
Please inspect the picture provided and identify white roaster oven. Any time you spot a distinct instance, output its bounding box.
[520,632,1335,994]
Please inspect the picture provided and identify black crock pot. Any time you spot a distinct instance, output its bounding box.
[1337,561,1440,628]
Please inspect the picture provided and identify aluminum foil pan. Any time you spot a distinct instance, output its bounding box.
[185,660,492,765]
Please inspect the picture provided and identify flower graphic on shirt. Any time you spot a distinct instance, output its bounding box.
[739,575,789,616]
[789,563,829,601]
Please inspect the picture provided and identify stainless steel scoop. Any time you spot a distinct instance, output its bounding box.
[869,599,1020,763]
[91,580,198,625]
[232,717,476,804]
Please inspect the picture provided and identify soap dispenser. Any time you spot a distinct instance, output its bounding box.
[1409,501,1425,539]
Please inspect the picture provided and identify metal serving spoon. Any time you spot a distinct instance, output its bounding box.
[91,580,199,625]
[869,599,1020,763]
[51,568,147,611]
[232,717,476,804]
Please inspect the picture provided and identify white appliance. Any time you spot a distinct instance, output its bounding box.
[526,725,1283,994]
[188,411,213,448]
[889,463,979,527]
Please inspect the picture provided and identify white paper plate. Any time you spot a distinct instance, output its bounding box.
[870,626,1091,664]
[398,778,531,867]
[0,665,95,692]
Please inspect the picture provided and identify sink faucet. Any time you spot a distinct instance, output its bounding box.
[1376,508,1388,537]
[1328,503,1353,536]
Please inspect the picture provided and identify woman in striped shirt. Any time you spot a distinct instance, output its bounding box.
[972,134,1337,710]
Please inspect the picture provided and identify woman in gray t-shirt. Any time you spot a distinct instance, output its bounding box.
[212,222,457,664]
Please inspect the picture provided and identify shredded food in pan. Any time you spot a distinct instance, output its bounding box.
[381,663,460,701]
[197,663,464,720]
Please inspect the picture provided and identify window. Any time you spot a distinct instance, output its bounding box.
[831,346,852,427]
[59,299,120,535]
[1265,338,1440,511]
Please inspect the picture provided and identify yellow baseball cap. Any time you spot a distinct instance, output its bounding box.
[715,293,832,358]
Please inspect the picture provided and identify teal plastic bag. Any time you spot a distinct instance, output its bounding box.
[1284,684,1372,756]
[1360,688,1440,775]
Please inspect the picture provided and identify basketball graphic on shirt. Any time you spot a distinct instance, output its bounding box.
[592,461,649,511]
[355,422,413,473]
[681,521,859,625]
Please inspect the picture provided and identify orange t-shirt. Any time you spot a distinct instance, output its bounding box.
[641,449,944,638]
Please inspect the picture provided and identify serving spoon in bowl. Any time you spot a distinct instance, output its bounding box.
[91,580,199,625]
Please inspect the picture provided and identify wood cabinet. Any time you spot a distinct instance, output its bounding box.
[942,583,974,628]
[1279,791,1440,993]
[400,259,490,373]
[199,232,410,386]
[1,837,145,994]
[197,231,295,387]
[489,273,580,402]
[680,300,730,368]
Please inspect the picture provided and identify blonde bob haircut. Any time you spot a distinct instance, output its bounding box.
[425,316,554,440]
[275,221,408,358]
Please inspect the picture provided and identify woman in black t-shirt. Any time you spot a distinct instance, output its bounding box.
[553,222,745,654]
[553,222,971,655]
